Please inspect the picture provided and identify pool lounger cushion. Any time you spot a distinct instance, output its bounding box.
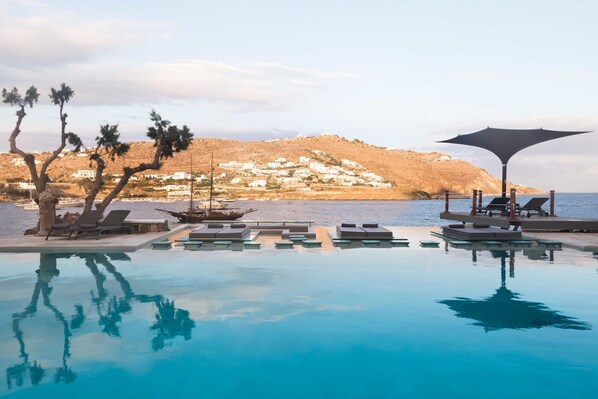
[442,226,522,241]
[216,224,251,239]
[361,224,393,239]
[337,223,393,239]
[189,224,225,239]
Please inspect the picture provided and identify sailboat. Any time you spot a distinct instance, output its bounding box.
[157,154,256,223]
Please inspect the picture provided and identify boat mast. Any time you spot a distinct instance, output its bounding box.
[208,152,214,212]
[189,154,194,211]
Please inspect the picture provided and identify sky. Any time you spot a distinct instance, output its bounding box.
[1,0,597,192]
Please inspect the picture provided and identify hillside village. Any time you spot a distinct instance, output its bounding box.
[0,134,542,201]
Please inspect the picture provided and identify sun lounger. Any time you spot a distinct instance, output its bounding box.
[478,197,511,216]
[516,197,549,217]
[45,210,102,240]
[72,210,131,240]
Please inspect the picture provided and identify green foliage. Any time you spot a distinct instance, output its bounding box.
[95,124,130,161]
[49,83,74,106]
[1,86,39,108]
[146,110,193,158]
[66,132,83,152]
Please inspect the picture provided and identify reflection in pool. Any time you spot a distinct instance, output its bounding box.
[0,247,597,398]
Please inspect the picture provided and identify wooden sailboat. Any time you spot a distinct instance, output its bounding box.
[157,154,256,223]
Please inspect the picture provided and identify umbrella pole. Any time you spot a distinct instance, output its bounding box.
[501,164,507,198]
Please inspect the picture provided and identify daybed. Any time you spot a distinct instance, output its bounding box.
[442,224,522,241]
[336,223,393,240]
[189,223,250,241]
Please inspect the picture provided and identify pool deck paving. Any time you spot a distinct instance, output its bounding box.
[0,223,191,253]
[0,224,597,253]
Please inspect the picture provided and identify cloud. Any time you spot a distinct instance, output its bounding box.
[0,3,152,67]
[1,59,357,111]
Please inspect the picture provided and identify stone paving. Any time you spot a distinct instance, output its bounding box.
[0,224,596,253]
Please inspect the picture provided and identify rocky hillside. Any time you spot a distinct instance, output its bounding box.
[0,134,542,200]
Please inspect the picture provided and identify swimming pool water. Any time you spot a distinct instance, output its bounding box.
[0,247,597,398]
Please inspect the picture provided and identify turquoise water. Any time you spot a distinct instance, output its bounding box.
[0,247,597,398]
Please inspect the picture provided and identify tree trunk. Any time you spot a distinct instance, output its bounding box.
[38,191,57,236]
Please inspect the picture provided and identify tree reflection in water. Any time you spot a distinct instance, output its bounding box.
[7,252,195,389]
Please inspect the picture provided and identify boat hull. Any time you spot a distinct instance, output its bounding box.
[157,208,256,223]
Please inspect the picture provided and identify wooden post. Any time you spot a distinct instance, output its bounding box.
[509,188,517,220]
[471,190,478,216]
[550,190,555,216]
[478,190,483,212]
[444,191,450,213]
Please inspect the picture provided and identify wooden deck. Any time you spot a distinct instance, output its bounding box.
[440,212,598,232]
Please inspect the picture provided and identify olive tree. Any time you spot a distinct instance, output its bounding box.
[84,110,193,214]
[2,84,82,235]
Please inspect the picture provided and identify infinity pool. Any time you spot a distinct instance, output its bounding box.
[0,246,596,398]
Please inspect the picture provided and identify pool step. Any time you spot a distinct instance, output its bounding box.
[289,236,307,244]
[537,240,563,249]
[450,240,473,247]
[183,240,203,249]
[332,239,352,247]
[480,241,503,247]
[275,241,294,249]
[302,240,322,248]
[243,242,261,249]
[151,241,172,250]
[508,240,534,247]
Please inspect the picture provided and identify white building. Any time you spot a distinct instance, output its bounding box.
[293,169,311,178]
[309,162,332,174]
[18,182,36,190]
[167,190,192,198]
[230,177,242,184]
[248,180,267,188]
[299,156,310,164]
[170,172,191,180]
[369,181,392,188]
[156,184,188,191]
[341,159,361,168]
[242,162,255,170]
[219,161,243,169]
[361,172,383,181]
[72,170,96,179]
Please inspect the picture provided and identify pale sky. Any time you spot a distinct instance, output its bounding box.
[1,0,596,192]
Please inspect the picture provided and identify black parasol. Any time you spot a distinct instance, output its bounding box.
[438,127,591,196]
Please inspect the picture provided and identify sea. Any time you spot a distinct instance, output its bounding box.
[1,193,597,236]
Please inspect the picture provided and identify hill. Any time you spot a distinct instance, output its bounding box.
[0,134,542,200]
